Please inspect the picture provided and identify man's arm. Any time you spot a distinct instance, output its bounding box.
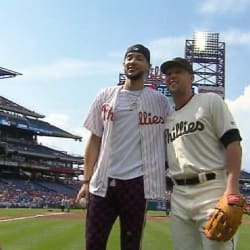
[224,141,242,195]
[76,132,102,202]
[83,133,102,181]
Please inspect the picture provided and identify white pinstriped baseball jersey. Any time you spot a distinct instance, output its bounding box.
[107,89,144,179]
[165,93,240,178]
[84,85,173,199]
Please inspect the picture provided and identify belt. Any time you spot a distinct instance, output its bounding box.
[173,172,216,185]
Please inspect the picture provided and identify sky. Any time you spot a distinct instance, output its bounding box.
[1,0,250,171]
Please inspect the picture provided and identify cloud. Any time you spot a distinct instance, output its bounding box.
[226,85,250,171]
[148,37,187,63]
[107,37,188,66]
[44,113,70,128]
[221,30,250,46]
[17,37,191,81]
[19,58,122,80]
[199,0,250,14]
[21,30,250,83]
[16,32,250,83]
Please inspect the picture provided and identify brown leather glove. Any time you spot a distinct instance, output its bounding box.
[203,194,246,241]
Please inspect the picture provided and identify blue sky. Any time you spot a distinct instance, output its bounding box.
[1,0,250,171]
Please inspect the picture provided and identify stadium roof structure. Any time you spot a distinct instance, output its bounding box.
[26,117,82,140]
[0,111,82,140]
[6,141,83,164]
[0,96,44,118]
[0,66,22,79]
[240,170,250,180]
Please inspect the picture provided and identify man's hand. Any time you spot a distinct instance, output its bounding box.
[75,183,89,204]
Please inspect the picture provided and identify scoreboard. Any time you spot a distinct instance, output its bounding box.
[144,83,171,97]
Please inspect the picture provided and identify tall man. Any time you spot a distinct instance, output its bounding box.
[76,44,172,250]
[161,57,242,250]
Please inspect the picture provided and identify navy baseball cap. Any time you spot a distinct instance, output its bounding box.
[160,57,193,74]
[124,44,150,63]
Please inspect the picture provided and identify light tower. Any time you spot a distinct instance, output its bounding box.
[185,32,225,98]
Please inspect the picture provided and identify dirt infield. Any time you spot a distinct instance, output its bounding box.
[0,212,169,222]
[1,212,250,224]
[44,213,170,222]
[48,213,250,224]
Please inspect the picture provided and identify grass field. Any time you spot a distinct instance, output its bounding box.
[0,208,249,250]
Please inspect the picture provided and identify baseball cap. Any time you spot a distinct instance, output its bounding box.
[160,57,193,74]
[124,44,150,63]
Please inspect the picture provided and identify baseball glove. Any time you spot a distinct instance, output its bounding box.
[203,194,246,241]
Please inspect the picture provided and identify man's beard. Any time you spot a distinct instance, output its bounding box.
[125,71,145,80]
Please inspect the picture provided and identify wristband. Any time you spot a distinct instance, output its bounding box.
[82,179,90,184]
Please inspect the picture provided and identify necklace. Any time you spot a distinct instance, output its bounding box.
[126,90,142,110]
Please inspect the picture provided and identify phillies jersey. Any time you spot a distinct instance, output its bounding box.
[84,85,173,199]
[165,93,240,178]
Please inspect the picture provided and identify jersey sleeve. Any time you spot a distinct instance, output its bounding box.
[83,89,104,137]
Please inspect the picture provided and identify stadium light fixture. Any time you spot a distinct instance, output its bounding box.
[193,31,219,56]
[193,32,206,52]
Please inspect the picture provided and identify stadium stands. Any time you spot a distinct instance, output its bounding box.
[0,175,82,208]
[0,68,83,208]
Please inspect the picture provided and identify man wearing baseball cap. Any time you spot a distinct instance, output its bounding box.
[161,57,242,250]
[76,44,172,250]
[124,44,150,63]
[160,57,193,75]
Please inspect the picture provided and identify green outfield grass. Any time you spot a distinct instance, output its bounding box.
[0,208,249,250]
